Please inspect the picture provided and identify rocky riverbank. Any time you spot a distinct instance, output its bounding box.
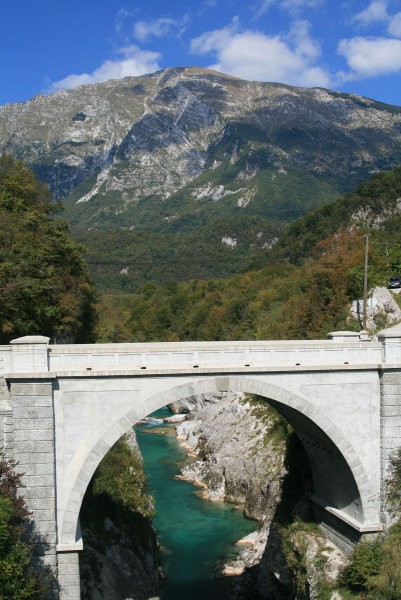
[171,392,347,599]
[173,392,288,591]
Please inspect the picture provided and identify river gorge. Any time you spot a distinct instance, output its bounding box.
[136,406,257,599]
[79,392,347,599]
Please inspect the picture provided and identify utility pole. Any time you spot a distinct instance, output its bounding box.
[363,233,369,330]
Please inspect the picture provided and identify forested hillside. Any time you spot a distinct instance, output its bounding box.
[96,166,401,343]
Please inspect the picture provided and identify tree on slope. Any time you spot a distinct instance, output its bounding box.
[0,155,96,343]
[0,456,53,599]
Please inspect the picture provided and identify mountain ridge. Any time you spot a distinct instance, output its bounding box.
[2,66,401,290]
[2,66,401,222]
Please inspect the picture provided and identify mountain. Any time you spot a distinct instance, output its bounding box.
[1,67,401,289]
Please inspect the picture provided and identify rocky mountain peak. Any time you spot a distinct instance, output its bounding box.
[1,67,401,234]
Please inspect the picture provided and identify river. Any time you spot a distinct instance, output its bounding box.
[135,407,256,600]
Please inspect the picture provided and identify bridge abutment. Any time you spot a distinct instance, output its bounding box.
[380,370,401,528]
[9,379,59,588]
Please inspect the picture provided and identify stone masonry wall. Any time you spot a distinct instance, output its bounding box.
[57,551,80,600]
[9,380,58,577]
[0,376,13,456]
[380,370,401,528]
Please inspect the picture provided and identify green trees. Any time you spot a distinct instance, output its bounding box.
[0,456,52,599]
[90,435,154,518]
[339,449,401,598]
[0,155,96,343]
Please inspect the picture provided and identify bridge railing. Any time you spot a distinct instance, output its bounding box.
[46,339,384,373]
[5,331,401,375]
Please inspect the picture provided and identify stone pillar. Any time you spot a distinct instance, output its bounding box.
[9,379,58,574]
[0,377,13,457]
[379,370,401,528]
[378,323,401,363]
[57,551,81,600]
[0,347,13,456]
[378,324,401,527]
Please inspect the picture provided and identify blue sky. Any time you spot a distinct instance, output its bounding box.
[1,0,401,106]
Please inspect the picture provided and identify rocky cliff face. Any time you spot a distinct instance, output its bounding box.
[176,392,287,521]
[80,513,160,600]
[174,394,284,587]
[173,393,347,599]
[350,286,401,330]
[1,67,401,234]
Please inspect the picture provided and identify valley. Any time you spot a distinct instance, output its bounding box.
[2,67,401,291]
[2,69,401,600]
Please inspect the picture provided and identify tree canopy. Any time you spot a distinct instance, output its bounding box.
[0,155,96,343]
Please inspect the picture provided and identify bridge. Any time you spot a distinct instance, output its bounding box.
[1,327,401,599]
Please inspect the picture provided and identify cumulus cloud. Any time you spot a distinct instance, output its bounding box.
[50,45,161,92]
[353,1,389,26]
[133,17,185,42]
[191,19,331,87]
[338,36,401,79]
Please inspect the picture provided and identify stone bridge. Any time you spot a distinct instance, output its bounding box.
[1,326,401,598]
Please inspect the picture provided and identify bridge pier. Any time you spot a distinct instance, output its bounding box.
[380,369,401,528]
[9,378,58,586]
[8,376,83,597]
[378,325,401,528]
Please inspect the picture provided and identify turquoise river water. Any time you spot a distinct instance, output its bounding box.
[135,408,256,600]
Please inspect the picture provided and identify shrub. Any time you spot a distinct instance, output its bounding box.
[341,538,383,591]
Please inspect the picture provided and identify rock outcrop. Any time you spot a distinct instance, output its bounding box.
[173,393,347,599]
[350,285,401,330]
[174,392,288,590]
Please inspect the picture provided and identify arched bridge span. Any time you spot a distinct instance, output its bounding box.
[1,326,401,599]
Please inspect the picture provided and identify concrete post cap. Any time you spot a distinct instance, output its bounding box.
[10,336,50,345]
[327,331,361,340]
[377,323,401,339]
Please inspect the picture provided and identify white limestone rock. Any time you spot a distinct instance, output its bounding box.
[350,285,401,330]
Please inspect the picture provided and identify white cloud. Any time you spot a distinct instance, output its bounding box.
[191,19,331,87]
[133,17,185,42]
[50,45,161,92]
[388,12,401,37]
[190,18,239,54]
[257,0,322,18]
[338,36,401,79]
[353,1,389,26]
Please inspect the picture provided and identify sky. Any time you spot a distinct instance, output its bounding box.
[1,0,401,106]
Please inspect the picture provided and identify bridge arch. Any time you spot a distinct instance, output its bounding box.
[60,374,371,546]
